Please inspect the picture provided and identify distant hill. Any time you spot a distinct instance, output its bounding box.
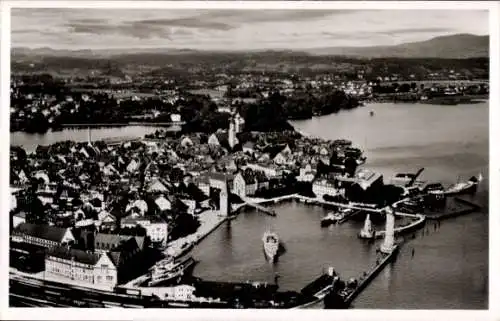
[306,34,489,59]
[12,34,489,60]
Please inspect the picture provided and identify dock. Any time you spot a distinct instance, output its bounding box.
[244,201,277,216]
[374,213,426,239]
[426,197,482,220]
[337,210,362,224]
[343,246,399,307]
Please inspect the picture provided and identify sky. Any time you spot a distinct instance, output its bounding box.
[11,9,489,51]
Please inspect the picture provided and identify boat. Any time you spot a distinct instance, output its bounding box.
[321,212,343,227]
[262,231,280,262]
[293,267,340,309]
[369,110,375,117]
[358,214,376,239]
[148,256,196,286]
[444,174,483,195]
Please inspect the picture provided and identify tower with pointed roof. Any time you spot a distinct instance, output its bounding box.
[228,118,236,149]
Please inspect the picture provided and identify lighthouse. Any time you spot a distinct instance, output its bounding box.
[380,206,396,254]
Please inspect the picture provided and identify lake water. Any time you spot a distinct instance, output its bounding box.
[192,102,489,309]
[10,126,166,153]
[10,102,489,309]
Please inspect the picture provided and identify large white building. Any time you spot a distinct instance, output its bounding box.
[244,163,282,179]
[336,169,384,191]
[45,246,118,289]
[233,172,258,198]
[121,216,169,246]
[297,164,316,182]
[312,178,338,198]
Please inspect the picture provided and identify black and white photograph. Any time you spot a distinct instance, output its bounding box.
[1,1,497,318]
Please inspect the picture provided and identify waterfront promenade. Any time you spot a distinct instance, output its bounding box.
[165,209,227,258]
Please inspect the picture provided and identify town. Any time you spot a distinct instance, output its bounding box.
[9,79,484,307]
[8,12,489,309]
[10,54,489,134]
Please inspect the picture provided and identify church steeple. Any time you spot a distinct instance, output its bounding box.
[228,117,236,149]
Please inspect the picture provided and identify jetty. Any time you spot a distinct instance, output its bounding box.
[426,197,482,220]
[374,213,426,239]
[338,209,362,224]
[243,201,277,216]
[342,246,399,307]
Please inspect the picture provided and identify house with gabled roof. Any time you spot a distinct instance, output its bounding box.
[154,195,172,212]
[242,141,255,154]
[125,199,148,216]
[13,223,75,248]
[233,170,257,197]
[147,179,169,193]
[97,210,116,228]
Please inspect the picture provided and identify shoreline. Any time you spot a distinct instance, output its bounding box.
[10,97,490,136]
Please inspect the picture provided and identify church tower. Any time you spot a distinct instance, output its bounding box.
[219,179,230,217]
[380,206,396,254]
[228,118,236,149]
[234,112,244,134]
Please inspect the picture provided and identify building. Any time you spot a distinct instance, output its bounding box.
[242,142,255,154]
[273,152,288,165]
[170,113,182,122]
[45,246,118,289]
[209,172,234,190]
[297,164,316,182]
[336,169,384,191]
[195,174,211,196]
[233,171,258,198]
[228,119,236,149]
[255,171,270,191]
[233,113,245,134]
[13,223,75,248]
[245,163,282,179]
[120,217,169,246]
[12,212,27,228]
[312,178,338,198]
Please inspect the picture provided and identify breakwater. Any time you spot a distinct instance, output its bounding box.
[426,197,482,220]
[341,246,399,307]
[374,214,426,239]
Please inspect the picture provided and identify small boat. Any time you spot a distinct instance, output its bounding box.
[148,256,196,286]
[369,110,375,117]
[262,231,280,262]
[321,212,344,227]
[358,214,376,239]
[444,174,483,195]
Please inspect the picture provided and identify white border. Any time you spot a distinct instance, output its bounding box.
[1,2,498,321]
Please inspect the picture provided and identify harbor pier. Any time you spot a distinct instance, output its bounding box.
[338,209,362,224]
[340,246,399,307]
[425,197,482,220]
[243,201,277,216]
